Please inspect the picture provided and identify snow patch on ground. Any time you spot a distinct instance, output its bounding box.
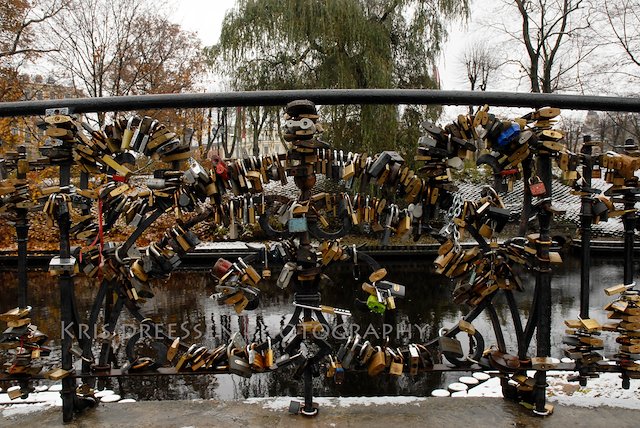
[464,370,640,409]
[546,371,640,410]
[466,377,504,398]
[2,370,639,417]
[243,396,428,411]
[0,391,62,405]
[2,403,56,418]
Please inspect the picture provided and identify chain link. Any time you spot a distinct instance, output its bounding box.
[440,194,464,252]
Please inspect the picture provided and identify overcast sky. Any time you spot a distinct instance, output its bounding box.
[168,0,585,121]
[170,0,490,91]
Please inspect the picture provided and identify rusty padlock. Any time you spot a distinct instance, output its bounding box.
[528,176,546,197]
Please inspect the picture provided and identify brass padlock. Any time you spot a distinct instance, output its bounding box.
[478,222,493,239]
[408,344,420,376]
[369,268,388,283]
[175,344,197,371]
[262,245,271,278]
[326,355,337,378]
[166,337,180,362]
[368,346,386,376]
[389,349,404,376]
[265,337,275,369]
[356,340,373,365]
[248,344,265,372]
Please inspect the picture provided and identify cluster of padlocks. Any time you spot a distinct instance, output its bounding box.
[0,307,50,381]
[3,95,640,419]
[603,284,640,376]
[0,177,29,214]
[40,114,191,171]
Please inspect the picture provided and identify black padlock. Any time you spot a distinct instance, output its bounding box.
[592,199,608,219]
[438,335,463,358]
[487,207,510,232]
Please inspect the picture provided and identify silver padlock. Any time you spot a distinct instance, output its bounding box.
[277,262,296,289]
[341,334,360,369]
[230,331,247,350]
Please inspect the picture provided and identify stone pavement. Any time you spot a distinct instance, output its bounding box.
[1,397,637,428]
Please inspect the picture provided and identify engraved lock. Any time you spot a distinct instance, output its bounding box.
[277,262,296,289]
[367,346,386,376]
[389,349,404,376]
[528,175,547,197]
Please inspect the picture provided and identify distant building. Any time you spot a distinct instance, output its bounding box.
[233,127,286,158]
[4,74,82,157]
[583,110,600,138]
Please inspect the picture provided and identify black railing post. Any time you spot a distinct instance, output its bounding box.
[79,171,90,216]
[58,159,77,422]
[622,198,635,287]
[534,153,553,415]
[620,181,636,391]
[580,136,593,319]
[16,146,29,309]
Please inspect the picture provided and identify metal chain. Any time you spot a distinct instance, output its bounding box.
[440,194,464,252]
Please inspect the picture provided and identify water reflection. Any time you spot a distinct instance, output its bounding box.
[0,253,628,400]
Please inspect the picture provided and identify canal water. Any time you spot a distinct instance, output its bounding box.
[0,252,627,401]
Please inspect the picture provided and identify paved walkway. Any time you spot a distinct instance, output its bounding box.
[1,397,637,428]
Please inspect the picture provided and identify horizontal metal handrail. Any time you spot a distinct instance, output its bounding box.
[0,89,638,117]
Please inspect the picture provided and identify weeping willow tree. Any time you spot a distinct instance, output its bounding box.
[208,0,469,157]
